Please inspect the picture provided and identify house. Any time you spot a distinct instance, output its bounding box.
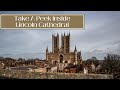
[63,64,78,73]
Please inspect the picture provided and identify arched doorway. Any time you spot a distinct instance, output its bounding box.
[60,55,63,63]
[65,61,68,63]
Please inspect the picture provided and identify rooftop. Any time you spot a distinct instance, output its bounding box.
[9,65,38,70]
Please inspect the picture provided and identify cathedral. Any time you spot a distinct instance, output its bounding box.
[46,32,82,65]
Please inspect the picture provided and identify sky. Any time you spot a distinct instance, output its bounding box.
[0,11,120,60]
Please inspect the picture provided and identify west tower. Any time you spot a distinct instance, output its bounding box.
[61,32,70,53]
[52,33,59,53]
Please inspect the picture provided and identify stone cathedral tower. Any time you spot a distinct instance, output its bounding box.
[46,32,82,65]
[52,33,59,53]
[61,32,70,53]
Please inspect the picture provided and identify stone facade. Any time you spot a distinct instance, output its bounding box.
[46,33,82,65]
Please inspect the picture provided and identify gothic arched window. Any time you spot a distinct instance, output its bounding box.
[60,55,63,63]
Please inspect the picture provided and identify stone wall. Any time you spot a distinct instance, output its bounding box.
[0,69,113,79]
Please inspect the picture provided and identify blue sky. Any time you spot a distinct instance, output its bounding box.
[0,11,120,60]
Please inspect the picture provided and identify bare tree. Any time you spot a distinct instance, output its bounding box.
[102,54,120,74]
[86,57,99,67]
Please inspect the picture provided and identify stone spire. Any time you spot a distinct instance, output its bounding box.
[46,46,49,53]
[74,45,77,51]
[69,32,70,36]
